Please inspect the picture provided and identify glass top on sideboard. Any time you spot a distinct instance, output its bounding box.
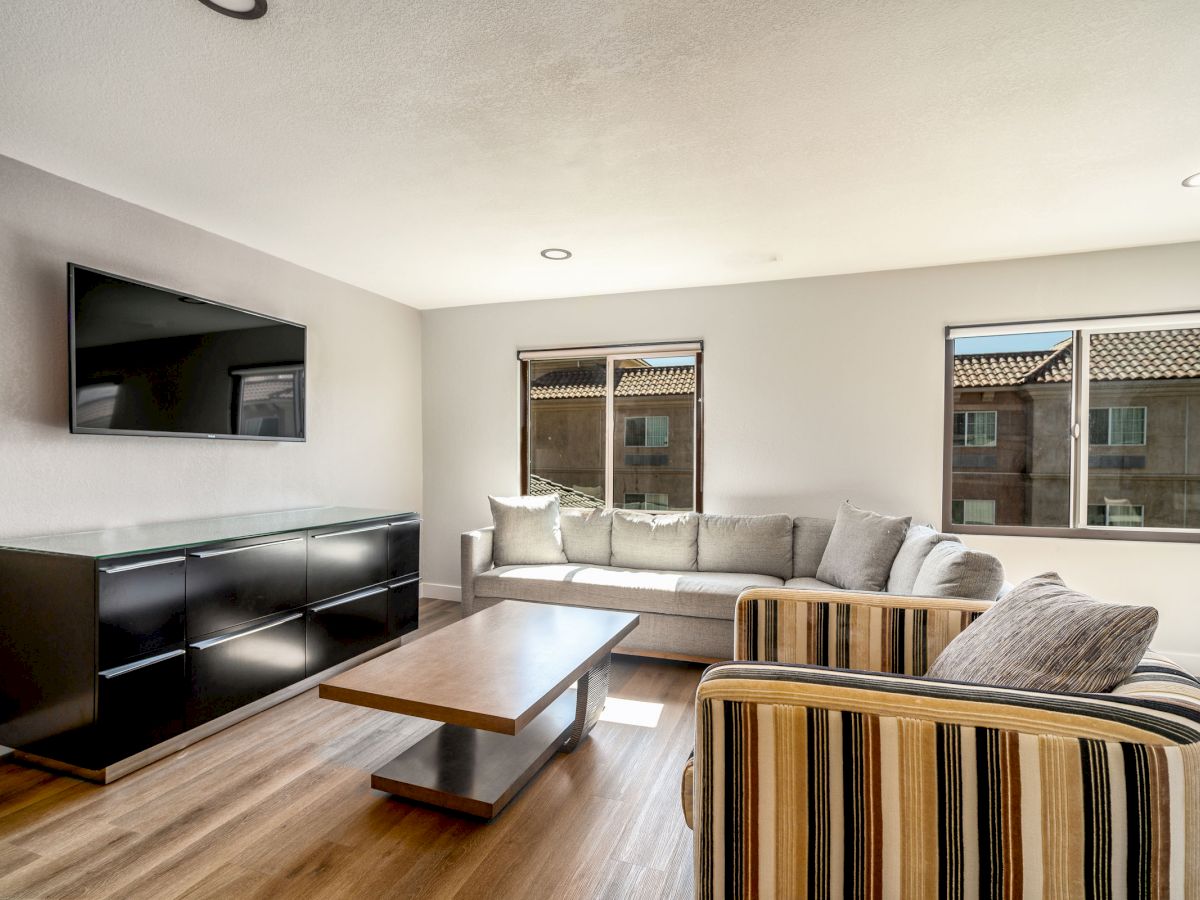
[0,507,416,559]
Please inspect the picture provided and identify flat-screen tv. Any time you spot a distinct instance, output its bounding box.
[69,264,306,441]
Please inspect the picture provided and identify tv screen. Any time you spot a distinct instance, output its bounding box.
[69,264,306,440]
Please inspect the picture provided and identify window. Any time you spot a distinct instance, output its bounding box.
[624,492,669,510]
[520,343,702,512]
[625,415,670,447]
[951,499,997,525]
[946,314,1200,540]
[1088,407,1146,446]
[953,410,997,447]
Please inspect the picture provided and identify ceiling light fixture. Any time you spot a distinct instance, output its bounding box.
[540,248,572,260]
[197,0,267,20]
[1184,172,1200,188]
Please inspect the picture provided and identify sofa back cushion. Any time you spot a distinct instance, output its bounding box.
[815,502,911,591]
[611,510,699,571]
[911,540,1004,601]
[926,572,1159,693]
[489,495,568,567]
[887,525,961,594]
[560,508,613,565]
[792,516,834,578]
[698,514,793,579]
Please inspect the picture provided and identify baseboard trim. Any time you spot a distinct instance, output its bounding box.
[12,635,406,784]
[422,582,462,603]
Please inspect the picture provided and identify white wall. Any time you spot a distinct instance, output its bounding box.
[0,155,422,536]
[422,240,1200,671]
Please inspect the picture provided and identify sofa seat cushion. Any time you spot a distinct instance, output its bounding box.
[783,577,842,592]
[475,564,783,620]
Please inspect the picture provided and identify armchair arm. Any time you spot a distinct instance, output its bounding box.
[690,662,1200,898]
[460,526,494,616]
[734,587,992,675]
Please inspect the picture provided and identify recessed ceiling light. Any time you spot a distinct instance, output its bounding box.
[540,248,572,260]
[1184,172,1200,188]
[197,0,267,20]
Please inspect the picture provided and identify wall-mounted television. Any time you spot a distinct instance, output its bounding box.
[69,264,306,441]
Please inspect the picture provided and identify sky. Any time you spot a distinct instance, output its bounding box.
[953,331,1071,356]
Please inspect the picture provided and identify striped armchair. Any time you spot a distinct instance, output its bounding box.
[683,588,1200,899]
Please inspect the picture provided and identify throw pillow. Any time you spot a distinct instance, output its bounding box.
[925,572,1159,693]
[910,540,1004,600]
[697,514,793,579]
[489,495,568,567]
[560,508,613,566]
[792,516,835,578]
[611,510,699,571]
[815,502,911,591]
[886,524,960,594]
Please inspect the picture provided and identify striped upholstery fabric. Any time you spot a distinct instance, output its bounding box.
[734,589,991,674]
[691,662,1200,899]
[1109,650,1200,719]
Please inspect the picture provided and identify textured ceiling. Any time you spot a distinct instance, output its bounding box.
[2,1,1199,309]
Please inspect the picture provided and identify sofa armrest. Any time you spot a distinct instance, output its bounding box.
[460,526,494,616]
[690,662,1200,897]
[734,587,992,674]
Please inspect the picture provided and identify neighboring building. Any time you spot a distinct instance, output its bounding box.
[952,330,1200,528]
[528,361,697,511]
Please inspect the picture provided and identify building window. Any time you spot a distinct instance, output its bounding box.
[951,499,997,525]
[945,315,1200,540]
[520,342,702,512]
[625,415,670,447]
[624,492,669,511]
[1088,407,1147,446]
[952,410,997,447]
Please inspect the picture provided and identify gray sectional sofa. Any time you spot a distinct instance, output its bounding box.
[461,504,1006,660]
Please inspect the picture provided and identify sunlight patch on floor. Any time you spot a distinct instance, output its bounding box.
[599,696,664,728]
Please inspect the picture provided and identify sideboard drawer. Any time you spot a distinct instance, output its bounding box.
[306,584,388,675]
[307,521,388,601]
[187,612,306,727]
[98,648,187,765]
[185,533,307,638]
[387,577,419,640]
[387,518,420,581]
[98,553,187,669]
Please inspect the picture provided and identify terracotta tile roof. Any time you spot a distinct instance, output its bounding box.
[954,329,1200,388]
[530,365,695,400]
[528,474,605,509]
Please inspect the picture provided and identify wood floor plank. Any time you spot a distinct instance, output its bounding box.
[0,599,702,899]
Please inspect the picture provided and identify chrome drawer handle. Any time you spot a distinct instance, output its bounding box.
[100,556,186,574]
[99,648,185,679]
[312,523,388,539]
[189,537,304,559]
[310,585,387,613]
[189,613,303,650]
[387,576,420,590]
[388,520,419,527]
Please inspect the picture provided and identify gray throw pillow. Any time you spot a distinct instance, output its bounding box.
[560,508,613,566]
[611,510,699,571]
[792,516,835,578]
[926,573,1159,693]
[815,502,911,591]
[887,525,961,594]
[698,514,793,579]
[911,541,1004,601]
[488,495,568,567]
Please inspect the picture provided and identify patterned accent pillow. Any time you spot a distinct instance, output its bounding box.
[926,572,1158,693]
[489,494,568,567]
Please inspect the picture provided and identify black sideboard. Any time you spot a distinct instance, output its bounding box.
[0,507,420,782]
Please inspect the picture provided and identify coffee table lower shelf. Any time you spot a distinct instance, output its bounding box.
[371,692,577,819]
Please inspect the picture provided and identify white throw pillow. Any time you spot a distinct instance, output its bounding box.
[489,495,568,567]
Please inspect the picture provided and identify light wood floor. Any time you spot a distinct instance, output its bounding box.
[0,599,702,899]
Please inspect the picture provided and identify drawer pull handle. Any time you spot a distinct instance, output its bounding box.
[313,523,388,539]
[310,585,387,613]
[388,576,420,590]
[189,537,304,559]
[99,648,185,679]
[189,613,303,650]
[100,556,186,574]
[388,520,419,527]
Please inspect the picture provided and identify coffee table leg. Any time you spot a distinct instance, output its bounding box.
[562,653,610,752]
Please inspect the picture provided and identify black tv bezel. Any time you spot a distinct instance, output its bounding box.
[67,263,308,443]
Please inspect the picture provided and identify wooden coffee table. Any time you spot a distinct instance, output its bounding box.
[318,600,639,818]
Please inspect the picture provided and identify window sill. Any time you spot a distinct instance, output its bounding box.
[944,523,1200,544]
